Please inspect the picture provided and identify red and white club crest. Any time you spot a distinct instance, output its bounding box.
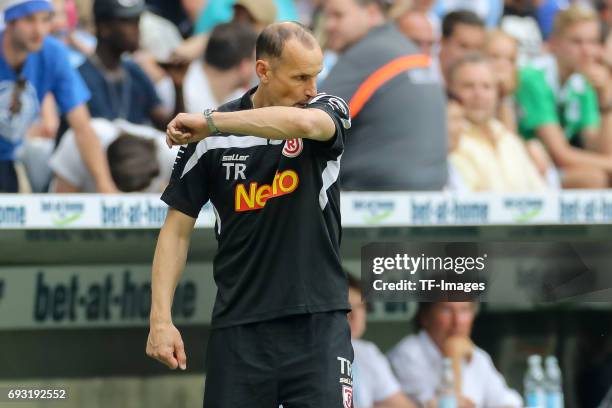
[342,385,353,408]
[282,138,303,158]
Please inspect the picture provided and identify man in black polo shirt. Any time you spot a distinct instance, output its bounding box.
[146,22,353,408]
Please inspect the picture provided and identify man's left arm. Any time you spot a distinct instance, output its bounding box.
[166,95,350,146]
[66,105,117,193]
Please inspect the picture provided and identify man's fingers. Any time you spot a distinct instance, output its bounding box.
[176,341,187,370]
[159,350,179,369]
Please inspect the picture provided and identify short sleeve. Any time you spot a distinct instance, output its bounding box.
[50,41,91,114]
[306,93,351,156]
[160,142,210,218]
[516,68,559,137]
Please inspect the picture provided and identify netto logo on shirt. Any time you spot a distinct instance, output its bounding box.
[234,170,299,212]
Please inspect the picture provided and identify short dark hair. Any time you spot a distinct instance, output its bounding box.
[415,301,479,330]
[205,22,258,70]
[107,133,160,192]
[255,21,317,60]
[442,10,485,39]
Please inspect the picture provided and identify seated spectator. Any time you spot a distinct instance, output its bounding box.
[0,0,115,193]
[387,302,522,407]
[49,119,176,192]
[484,30,519,133]
[322,0,448,191]
[485,30,562,187]
[439,10,486,84]
[78,0,183,129]
[171,0,276,65]
[347,275,416,408]
[183,22,256,113]
[448,54,547,191]
[515,6,612,188]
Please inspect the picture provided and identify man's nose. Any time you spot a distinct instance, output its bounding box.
[305,78,317,98]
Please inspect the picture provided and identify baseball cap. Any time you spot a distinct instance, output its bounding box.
[93,0,145,20]
[235,0,276,26]
[1,0,53,22]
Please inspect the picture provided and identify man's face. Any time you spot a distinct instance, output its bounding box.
[485,34,517,81]
[440,23,486,77]
[450,61,497,125]
[106,17,141,53]
[324,0,372,53]
[9,11,53,52]
[397,12,436,55]
[261,39,322,107]
[552,20,600,71]
[347,287,366,339]
[422,302,475,349]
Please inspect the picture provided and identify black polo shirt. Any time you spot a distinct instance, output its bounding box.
[161,87,352,328]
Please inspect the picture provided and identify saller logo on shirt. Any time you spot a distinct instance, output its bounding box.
[234,170,299,212]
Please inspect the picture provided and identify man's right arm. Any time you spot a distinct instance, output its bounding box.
[146,208,196,370]
[536,124,612,173]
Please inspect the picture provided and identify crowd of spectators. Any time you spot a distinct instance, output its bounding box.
[1,0,612,194]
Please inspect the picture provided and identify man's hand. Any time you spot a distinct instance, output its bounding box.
[458,395,477,408]
[442,336,474,362]
[146,321,187,370]
[582,63,612,104]
[166,113,210,147]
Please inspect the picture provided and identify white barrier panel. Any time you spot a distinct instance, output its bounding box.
[1,191,612,229]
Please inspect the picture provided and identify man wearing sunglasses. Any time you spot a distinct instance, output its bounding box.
[0,0,115,192]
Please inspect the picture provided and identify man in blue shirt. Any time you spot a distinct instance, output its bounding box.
[0,0,115,192]
[78,0,183,129]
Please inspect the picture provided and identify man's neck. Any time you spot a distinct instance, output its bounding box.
[95,42,122,71]
[555,56,573,85]
[251,85,273,109]
[203,64,239,106]
[2,31,29,71]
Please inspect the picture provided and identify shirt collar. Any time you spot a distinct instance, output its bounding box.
[418,330,443,362]
[240,86,258,110]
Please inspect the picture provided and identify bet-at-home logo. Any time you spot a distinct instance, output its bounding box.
[41,201,84,226]
[503,198,543,222]
[353,200,395,224]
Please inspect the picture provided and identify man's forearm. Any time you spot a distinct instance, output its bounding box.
[150,210,194,323]
[213,107,335,141]
[599,111,612,154]
[67,105,116,192]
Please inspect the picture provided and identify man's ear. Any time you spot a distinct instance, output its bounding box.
[255,59,271,83]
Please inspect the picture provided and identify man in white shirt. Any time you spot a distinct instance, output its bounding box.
[348,274,416,408]
[49,118,177,192]
[387,302,522,408]
[183,22,257,113]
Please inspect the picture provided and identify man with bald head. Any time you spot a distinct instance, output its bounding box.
[147,22,354,408]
